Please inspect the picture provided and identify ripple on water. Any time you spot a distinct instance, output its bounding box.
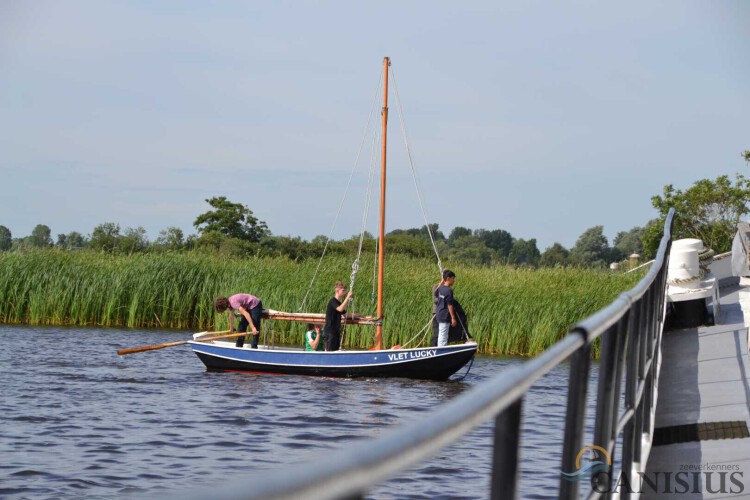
[209,440,245,448]
[1,326,587,499]
[220,392,244,399]
[137,472,169,480]
[204,416,251,426]
[9,415,66,424]
[66,477,103,489]
[11,469,60,478]
[117,486,148,494]
[0,486,58,498]
[169,423,196,429]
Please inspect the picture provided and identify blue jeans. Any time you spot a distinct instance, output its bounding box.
[236,301,263,348]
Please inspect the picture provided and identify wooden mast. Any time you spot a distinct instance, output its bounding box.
[374,56,389,350]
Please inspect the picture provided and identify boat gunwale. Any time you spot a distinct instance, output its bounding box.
[188,340,477,354]
[188,342,477,369]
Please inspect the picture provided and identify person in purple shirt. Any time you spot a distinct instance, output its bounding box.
[214,293,263,348]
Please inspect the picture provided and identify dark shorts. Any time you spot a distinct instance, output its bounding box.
[323,330,341,351]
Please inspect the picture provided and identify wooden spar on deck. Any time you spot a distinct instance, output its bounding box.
[374,56,389,351]
[262,310,380,326]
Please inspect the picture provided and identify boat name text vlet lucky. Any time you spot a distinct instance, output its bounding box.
[387,350,437,361]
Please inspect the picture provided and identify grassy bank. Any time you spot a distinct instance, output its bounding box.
[0,250,642,356]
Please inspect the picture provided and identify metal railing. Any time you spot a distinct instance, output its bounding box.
[197,209,675,500]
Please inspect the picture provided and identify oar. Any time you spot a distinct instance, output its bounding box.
[117,330,247,355]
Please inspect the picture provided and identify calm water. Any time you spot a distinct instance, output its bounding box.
[0,325,599,499]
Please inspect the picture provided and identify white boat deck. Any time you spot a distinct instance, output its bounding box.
[643,283,750,498]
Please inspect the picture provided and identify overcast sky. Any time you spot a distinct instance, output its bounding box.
[1,1,748,250]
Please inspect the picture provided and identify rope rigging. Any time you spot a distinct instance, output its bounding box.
[349,118,381,295]
[298,69,383,312]
[298,62,449,350]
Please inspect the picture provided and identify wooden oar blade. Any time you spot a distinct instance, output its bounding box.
[117,340,187,355]
[117,330,244,356]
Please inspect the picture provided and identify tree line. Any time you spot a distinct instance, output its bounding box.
[3,158,750,268]
[0,196,646,268]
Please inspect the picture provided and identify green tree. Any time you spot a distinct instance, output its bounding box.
[570,226,610,267]
[644,174,750,256]
[120,227,149,254]
[90,222,122,252]
[258,235,316,260]
[305,234,346,256]
[448,226,472,244]
[508,238,540,266]
[613,226,645,258]
[447,235,495,266]
[0,225,11,251]
[393,224,445,241]
[218,237,254,257]
[310,234,329,248]
[194,230,249,256]
[58,231,87,249]
[384,233,434,258]
[422,223,445,241]
[29,224,53,248]
[540,242,569,267]
[155,227,185,251]
[185,233,199,251]
[193,196,269,242]
[641,222,664,260]
[403,228,422,238]
[475,228,513,257]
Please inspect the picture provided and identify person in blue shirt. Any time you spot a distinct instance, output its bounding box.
[434,270,457,347]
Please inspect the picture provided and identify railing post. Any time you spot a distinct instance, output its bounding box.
[614,317,629,420]
[622,302,641,500]
[490,399,523,500]
[560,339,592,499]
[593,323,619,499]
[643,287,655,374]
[641,288,655,443]
[649,265,668,430]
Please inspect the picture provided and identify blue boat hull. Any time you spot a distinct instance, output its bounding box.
[188,342,477,381]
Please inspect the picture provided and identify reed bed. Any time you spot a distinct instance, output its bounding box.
[0,250,642,356]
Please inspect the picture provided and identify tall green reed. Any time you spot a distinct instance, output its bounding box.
[0,250,642,356]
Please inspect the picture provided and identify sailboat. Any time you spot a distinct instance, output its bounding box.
[188,58,477,381]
